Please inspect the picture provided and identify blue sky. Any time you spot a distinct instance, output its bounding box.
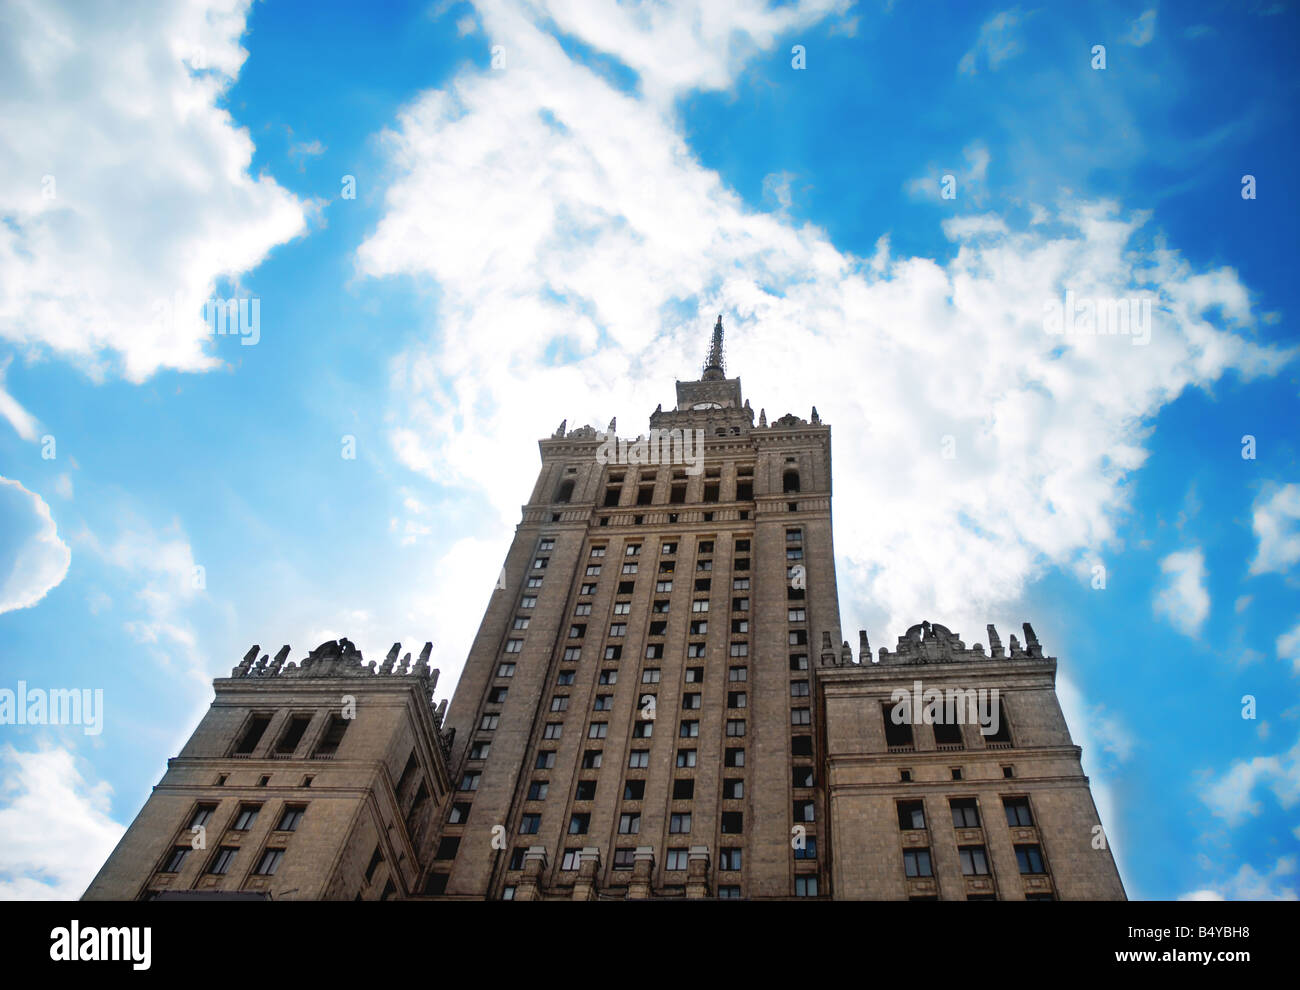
[0,0,1297,900]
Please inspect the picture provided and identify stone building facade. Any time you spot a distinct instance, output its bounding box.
[83,317,1124,901]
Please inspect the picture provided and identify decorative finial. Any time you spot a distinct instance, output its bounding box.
[702,314,726,380]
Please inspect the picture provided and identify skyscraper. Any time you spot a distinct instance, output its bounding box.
[83,317,1124,901]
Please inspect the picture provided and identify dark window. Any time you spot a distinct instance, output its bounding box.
[623,780,645,800]
[1016,844,1046,874]
[555,479,575,503]
[897,801,925,831]
[162,846,189,872]
[312,715,349,758]
[783,470,800,493]
[882,703,914,749]
[792,766,814,788]
[232,715,271,755]
[903,848,933,878]
[791,736,813,756]
[276,805,306,831]
[933,720,964,748]
[725,748,745,767]
[435,836,460,859]
[951,799,980,828]
[959,846,990,876]
[673,779,694,800]
[1004,797,1034,827]
[208,847,238,876]
[720,812,743,834]
[275,715,313,754]
[575,780,597,801]
[984,699,1013,745]
[232,804,260,831]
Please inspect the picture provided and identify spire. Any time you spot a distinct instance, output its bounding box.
[702,313,726,381]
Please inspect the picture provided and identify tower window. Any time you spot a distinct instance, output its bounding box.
[554,479,574,503]
[783,470,800,494]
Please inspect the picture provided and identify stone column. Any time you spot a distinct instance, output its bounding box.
[627,846,655,900]
[685,845,711,899]
[513,846,548,902]
[571,847,601,901]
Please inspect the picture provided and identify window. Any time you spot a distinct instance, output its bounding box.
[535,753,553,771]
[882,703,914,749]
[250,848,284,876]
[899,769,912,782]
[656,581,673,593]
[208,847,238,876]
[187,805,215,829]
[786,548,804,561]
[790,654,809,671]
[695,578,711,591]
[649,621,667,636]
[653,600,670,613]
[613,601,631,615]
[613,849,636,871]
[568,813,590,835]
[686,666,704,683]
[561,848,582,871]
[794,800,815,823]
[604,645,622,660]
[679,720,699,738]
[676,749,697,768]
[733,578,750,590]
[732,619,748,633]
[692,599,709,613]
[568,625,587,639]
[519,814,541,835]
[670,813,691,834]
[488,687,508,703]
[527,780,548,800]
[520,595,537,608]
[633,721,654,738]
[533,557,549,569]
[609,623,626,637]
[723,779,744,799]
[687,643,706,658]
[618,581,635,594]
[593,695,613,711]
[933,720,964,748]
[725,748,745,767]
[1004,797,1034,827]
[469,740,491,761]
[505,638,523,653]
[526,576,543,588]
[783,470,800,493]
[622,780,646,800]
[721,812,743,834]
[791,736,813,756]
[543,723,562,739]
[573,604,591,617]
[582,750,603,769]
[951,767,963,781]
[727,691,747,708]
[690,620,707,635]
[628,750,650,769]
[550,695,569,712]
[793,766,814,788]
[795,876,818,897]
[556,671,575,686]
[951,799,980,828]
[460,771,481,791]
[479,714,500,731]
[696,560,712,572]
[790,680,809,697]
[733,597,749,612]
[893,801,927,833]
[590,546,606,558]
[622,563,638,574]
[662,542,677,555]
[625,544,641,556]
[729,666,747,682]
[162,846,189,873]
[233,714,271,755]
[574,780,597,801]
[233,804,260,831]
[275,715,312,754]
[666,848,689,871]
[786,528,802,543]
[984,699,1013,746]
[618,813,641,834]
[642,668,661,684]
[508,848,527,871]
[673,779,695,800]
[682,693,702,710]
[646,644,664,659]
[599,669,618,685]
[730,643,748,657]
[791,708,811,725]
[1015,844,1046,874]
[588,722,608,739]
[513,616,531,629]
[497,662,516,677]
[365,847,383,882]
[585,565,602,577]
[789,630,808,646]
[719,886,742,899]
[903,848,933,878]
[580,583,597,595]
[795,837,818,860]
[788,608,806,622]
[720,847,742,871]
[959,846,990,876]
[449,803,471,824]
[563,647,581,661]
[734,557,749,571]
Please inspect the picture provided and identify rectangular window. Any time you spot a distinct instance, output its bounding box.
[682,693,702,710]
[556,671,575,686]
[679,720,699,738]
[732,619,748,634]
[613,849,636,871]
[642,668,661,683]
[526,576,543,588]
[903,848,933,878]
[254,849,284,876]
[790,654,809,671]
[470,740,492,759]
[1015,844,1046,874]
[649,621,667,636]
[623,780,645,800]
[951,799,981,828]
[573,604,591,616]
[569,813,590,834]
[593,695,613,711]
[790,680,810,697]
[488,687,508,703]
[726,719,746,737]
[538,539,555,551]
[543,723,562,739]
[730,643,748,657]
[723,779,744,799]
[233,804,260,831]
[794,837,818,860]
[513,616,531,629]
[588,722,608,739]
[959,846,990,876]
[598,669,618,685]
[568,625,586,639]
[448,803,470,824]
[613,601,631,615]
[788,608,806,622]
[459,771,481,791]
[580,583,596,595]
[564,646,581,661]
[729,666,747,682]
[585,565,601,576]
[550,695,569,712]
[695,578,711,592]
[618,813,641,834]
[653,600,670,613]
[275,715,313,755]
[1003,797,1033,827]
[662,542,677,555]
[791,708,811,725]
[733,578,750,590]
[527,781,548,800]
[633,721,654,738]
[685,666,704,683]
[720,847,742,871]
[687,643,706,657]
[208,847,238,876]
[520,595,537,608]
[582,750,603,769]
[725,748,745,767]
[897,800,926,830]
[480,714,500,731]
[727,691,747,708]
[628,750,650,769]
[533,558,549,569]
[676,749,697,768]
[721,812,743,834]
[162,846,190,873]
[692,599,709,613]
[561,848,582,871]
[535,752,555,770]
[519,814,541,835]
[604,645,622,660]
[672,779,695,800]
[646,644,665,659]
[733,597,749,612]
[233,715,272,756]
[590,546,606,557]
[669,813,691,834]
[794,800,815,823]
[505,638,523,653]
[656,581,673,593]
[497,662,516,677]
[689,620,707,635]
[792,766,814,788]
[188,805,216,830]
[622,563,638,574]
[666,848,689,871]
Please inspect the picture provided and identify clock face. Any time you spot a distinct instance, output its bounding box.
[692,401,722,410]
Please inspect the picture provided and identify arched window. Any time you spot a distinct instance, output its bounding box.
[554,479,575,504]
[783,470,800,494]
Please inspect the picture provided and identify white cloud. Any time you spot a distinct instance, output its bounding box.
[1278,621,1300,674]
[0,0,309,382]
[0,358,40,442]
[1181,856,1297,901]
[356,0,1288,648]
[1249,483,1300,576]
[0,746,124,899]
[904,142,991,204]
[958,8,1026,75]
[1153,548,1210,638]
[1123,10,1157,47]
[0,476,71,614]
[1200,732,1300,827]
